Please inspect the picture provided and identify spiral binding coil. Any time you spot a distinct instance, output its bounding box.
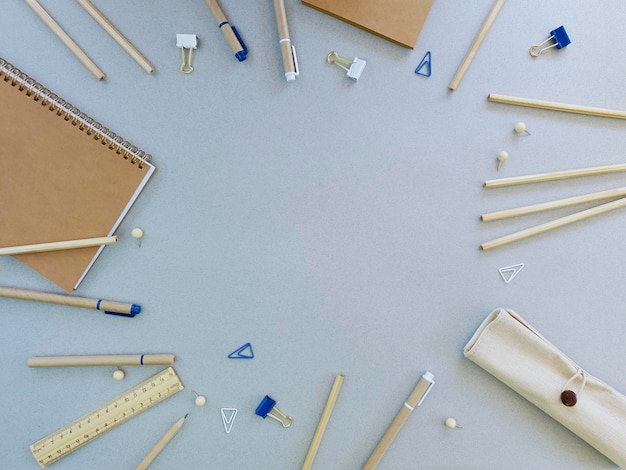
[0,58,152,168]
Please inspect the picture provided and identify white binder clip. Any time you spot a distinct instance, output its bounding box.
[327,51,366,81]
[176,34,198,74]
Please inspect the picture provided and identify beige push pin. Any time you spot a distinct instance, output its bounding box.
[497,151,509,171]
[445,417,462,428]
[193,391,207,407]
[514,122,531,136]
[327,51,366,81]
[131,227,143,247]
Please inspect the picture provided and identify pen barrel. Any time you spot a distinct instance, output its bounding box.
[221,23,243,54]
[273,0,296,77]
[96,299,136,314]
[0,286,136,315]
[362,407,411,470]
[0,286,93,308]
[273,0,290,40]
[27,354,176,368]
[279,41,296,75]
[205,0,243,54]
[362,375,433,470]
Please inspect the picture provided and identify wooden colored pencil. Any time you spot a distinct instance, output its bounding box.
[488,93,626,120]
[481,197,626,250]
[25,0,105,80]
[484,163,626,188]
[302,374,345,470]
[135,415,188,470]
[481,187,626,222]
[0,236,117,256]
[76,0,154,73]
[449,0,505,91]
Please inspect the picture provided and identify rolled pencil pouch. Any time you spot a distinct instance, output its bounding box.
[464,308,626,468]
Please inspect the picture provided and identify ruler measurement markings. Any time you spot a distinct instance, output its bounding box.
[33,379,180,462]
[30,367,183,467]
[33,379,176,452]
[32,380,182,466]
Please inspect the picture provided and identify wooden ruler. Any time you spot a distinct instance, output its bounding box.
[30,367,184,468]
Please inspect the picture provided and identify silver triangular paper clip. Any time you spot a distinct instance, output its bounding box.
[221,408,238,434]
[499,263,524,283]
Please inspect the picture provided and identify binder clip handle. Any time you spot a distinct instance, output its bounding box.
[176,34,198,73]
[255,395,293,428]
[327,51,366,81]
[530,25,570,57]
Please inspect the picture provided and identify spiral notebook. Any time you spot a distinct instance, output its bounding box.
[0,58,156,292]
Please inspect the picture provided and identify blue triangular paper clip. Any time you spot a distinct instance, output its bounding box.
[415,51,431,77]
[228,342,254,359]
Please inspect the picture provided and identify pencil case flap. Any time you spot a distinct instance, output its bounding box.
[464,308,626,468]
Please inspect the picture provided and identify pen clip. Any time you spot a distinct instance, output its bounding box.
[291,44,299,77]
[417,372,435,406]
[231,26,248,61]
[104,310,139,318]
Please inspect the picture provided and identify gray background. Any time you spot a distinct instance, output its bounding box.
[1,1,625,469]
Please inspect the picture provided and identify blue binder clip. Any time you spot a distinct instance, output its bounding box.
[530,26,570,57]
[255,395,293,428]
[414,51,431,77]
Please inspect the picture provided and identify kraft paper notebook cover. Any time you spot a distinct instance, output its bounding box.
[0,58,155,292]
[301,0,434,49]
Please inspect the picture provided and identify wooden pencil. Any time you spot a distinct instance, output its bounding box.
[449,0,505,91]
[484,163,626,188]
[481,187,626,221]
[302,374,345,470]
[488,93,626,120]
[76,0,154,73]
[481,197,626,250]
[0,236,117,256]
[135,415,187,470]
[25,0,105,80]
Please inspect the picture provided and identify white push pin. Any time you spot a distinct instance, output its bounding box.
[497,151,509,171]
[131,227,143,247]
[193,391,207,407]
[113,368,125,381]
[445,417,462,429]
[514,122,531,136]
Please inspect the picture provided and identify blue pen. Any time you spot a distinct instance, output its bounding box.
[0,285,140,317]
[205,0,248,61]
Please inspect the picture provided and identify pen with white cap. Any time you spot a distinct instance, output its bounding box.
[362,371,435,470]
[272,0,298,81]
